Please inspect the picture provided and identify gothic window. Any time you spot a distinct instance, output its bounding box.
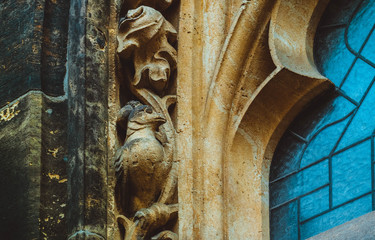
[269,0,375,239]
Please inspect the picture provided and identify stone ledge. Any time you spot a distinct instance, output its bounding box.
[308,211,375,240]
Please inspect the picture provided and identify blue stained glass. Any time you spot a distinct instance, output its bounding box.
[301,118,349,167]
[347,0,375,52]
[300,187,329,222]
[336,80,375,151]
[290,94,356,139]
[270,132,306,181]
[316,0,360,27]
[340,59,375,102]
[270,0,375,239]
[332,140,372,206]
[270,202,298,240]
[362,31,375,63]
[270,160,329,208]
[300,195,372,239]
[315,27,355,86]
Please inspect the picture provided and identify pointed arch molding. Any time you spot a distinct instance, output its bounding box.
[219,0,333,239]
[269,0,330,78]
[206,0,332,152]
[176,0,334,239]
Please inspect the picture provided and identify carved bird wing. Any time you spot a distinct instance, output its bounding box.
[114,145,129,177]
[114,145,130,215]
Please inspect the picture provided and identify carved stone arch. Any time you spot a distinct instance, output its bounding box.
[159,0,339,238]
[220,0,336,239]
[269,0,330,78]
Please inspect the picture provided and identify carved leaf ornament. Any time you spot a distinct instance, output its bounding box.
[117,6,177,95]
[115,4,178,240]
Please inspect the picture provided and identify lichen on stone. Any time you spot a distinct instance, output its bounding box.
[0,101,20,122]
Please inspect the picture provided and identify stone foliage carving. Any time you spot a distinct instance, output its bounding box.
[117,6,177,95]
[115,4,178,240]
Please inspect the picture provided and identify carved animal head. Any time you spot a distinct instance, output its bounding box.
[129,105,166,129]
[117,101,166,132]
[122,0,173,12]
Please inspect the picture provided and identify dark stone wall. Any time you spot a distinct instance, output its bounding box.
[66,0,110,238]
[40,97,69,240]
[0,0,110,239]
[0,1,44,105]
[0,0,70,105]
[0,95,42,239]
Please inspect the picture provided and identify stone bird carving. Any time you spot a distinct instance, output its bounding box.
[115,101,177,240]
[121,0,174,12]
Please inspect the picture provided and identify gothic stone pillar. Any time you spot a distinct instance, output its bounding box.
[0,0,110,239]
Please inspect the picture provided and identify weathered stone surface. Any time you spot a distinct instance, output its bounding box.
[66,0,110,238]
[0,94,42,239]
[84,0,110,234]
[66,0,86,235]
[40,97,68,240]
[0,0,69,106]
[68,230,105,240]
[0,93,69,240]
[176,0,332,239]
[40,0,70,96]
[0,1,43,106]
[0,1,71,239]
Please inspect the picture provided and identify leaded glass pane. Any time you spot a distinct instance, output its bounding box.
[270,0,375,239]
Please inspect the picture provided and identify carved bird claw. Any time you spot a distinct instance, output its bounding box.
[134,203,175,231]
[134,207,153,230]
[151,231,178,240]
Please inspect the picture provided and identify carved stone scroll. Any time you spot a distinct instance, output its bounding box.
[115,4,178,240]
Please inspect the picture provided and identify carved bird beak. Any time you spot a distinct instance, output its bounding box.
[150,111,166,124]
[154,114,166,124]
[119,6,144,26]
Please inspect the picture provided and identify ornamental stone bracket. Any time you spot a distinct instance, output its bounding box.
[112,1,178,240]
